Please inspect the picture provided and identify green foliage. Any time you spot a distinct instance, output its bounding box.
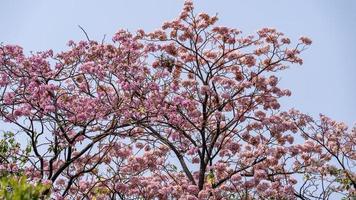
[0,175,50,200]
[0,132,17,159]
[0,132,31,177]
[207,170,215,185]
[0,132,49,199]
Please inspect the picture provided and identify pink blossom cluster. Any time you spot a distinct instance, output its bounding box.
[0,1,354,199]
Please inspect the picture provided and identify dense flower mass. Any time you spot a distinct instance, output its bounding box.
[0,1,354,199]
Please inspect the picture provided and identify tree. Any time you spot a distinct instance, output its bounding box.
[0,175,51,200]
[0,1,354,199]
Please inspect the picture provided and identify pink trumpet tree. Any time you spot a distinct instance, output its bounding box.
[0,1,354,199]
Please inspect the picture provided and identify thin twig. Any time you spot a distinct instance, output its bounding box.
[101,34,106,45]
[78,25,91,42]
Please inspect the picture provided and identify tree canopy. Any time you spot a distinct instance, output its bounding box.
[0,1,354,199]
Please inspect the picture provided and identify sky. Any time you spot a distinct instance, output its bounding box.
[0,0,355,125]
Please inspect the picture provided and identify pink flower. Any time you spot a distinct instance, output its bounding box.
[44,105,55,113]
[192,157,200,164]
[299,36,312,45]
[231,173,242,182]
[281,37,291,44]
[115,183,128,192]
[186,195,198,200]
[187,185,199,194]
[56,178,66,186]
[3,92,15,104]
[198,190,209,199]
[254,169,267,180]
[41,179,52,185]
[257,181,271,193]
[242,55,256,67]
[200,85,210,95]
[79,180,89,191]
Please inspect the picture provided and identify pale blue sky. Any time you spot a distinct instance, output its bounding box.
[0,0,355,125]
